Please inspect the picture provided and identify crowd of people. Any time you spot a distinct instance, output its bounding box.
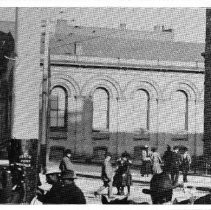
[141,145,192,184]
[33,146,193,204]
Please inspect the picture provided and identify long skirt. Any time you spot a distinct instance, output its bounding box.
[141,161,152,175]
[113,172,132,187]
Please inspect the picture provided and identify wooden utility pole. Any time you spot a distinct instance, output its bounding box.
[40,19,51,171]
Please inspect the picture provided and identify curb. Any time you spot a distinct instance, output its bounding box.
[77,173,150,185]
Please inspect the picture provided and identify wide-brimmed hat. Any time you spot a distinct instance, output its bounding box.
[45,167,61,175]
[61,170,77,179]
[121,151,130,158]
[142,172,183,195]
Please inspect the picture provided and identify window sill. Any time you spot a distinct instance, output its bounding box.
[92,131,110,141]
[50,127,67,132]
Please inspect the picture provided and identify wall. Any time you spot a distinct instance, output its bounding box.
[47,63,204,161]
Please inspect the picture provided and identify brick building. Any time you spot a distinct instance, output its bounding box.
[0,18,205,163]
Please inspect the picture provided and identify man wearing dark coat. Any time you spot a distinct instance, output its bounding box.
[58,170,86,204]
[163,145,173,174]
[170,146,181,185]
[37,168,62,204]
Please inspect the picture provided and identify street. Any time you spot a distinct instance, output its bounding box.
[47,162,210,204]
[74,177,208,204]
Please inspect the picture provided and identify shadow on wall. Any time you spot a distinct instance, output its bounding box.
[47,97,204,167]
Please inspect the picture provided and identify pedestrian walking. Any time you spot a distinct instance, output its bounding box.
[163,145,173,174]
[181,147,191,183]
[58,170,86,204]
[151,148,162,174]
[170,146,181,186]
[59,149,75,172]
[94,152,114,198]
[141,145,152,177]
[113,151,132,195]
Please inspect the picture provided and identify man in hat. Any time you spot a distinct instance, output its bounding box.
[58,170,86,204]
[142,172,183,204]
[59,149,74,172]
[170,146,181,185]
[37,167,62,204]
[163,145,173,175]
[94,152,114,198]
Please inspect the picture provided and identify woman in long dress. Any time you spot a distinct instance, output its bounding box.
[151,148,162,174]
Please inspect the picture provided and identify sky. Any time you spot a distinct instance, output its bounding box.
[0,7,206,43]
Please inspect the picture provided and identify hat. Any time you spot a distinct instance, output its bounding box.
[173,146,179,150]
[121,151,130,158]
[61,170,77,179]
[64,149,72,156]
[46,167,61,175]
[105,152,112,158]
[144,145,149,148]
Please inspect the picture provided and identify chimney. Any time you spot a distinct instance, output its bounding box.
[120,23,126,30]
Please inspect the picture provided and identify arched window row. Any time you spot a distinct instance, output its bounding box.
[49,85,190,133]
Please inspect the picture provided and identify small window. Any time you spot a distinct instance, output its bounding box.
[93,146,107,160]
[49,146,65,162]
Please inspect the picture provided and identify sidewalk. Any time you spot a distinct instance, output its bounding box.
[48,161,211,189]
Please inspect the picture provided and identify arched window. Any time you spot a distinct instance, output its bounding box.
[92,88,109,131]
[171,90,188,131]
[50,86,67,128]
[133,89,150,131]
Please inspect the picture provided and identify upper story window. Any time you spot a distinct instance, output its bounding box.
[92,88,110,132]
[133,89,150,131]
[50,86,67,128]
[171,90,188,131]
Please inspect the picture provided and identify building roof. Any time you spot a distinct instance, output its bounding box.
[0,20,205,64]
[48,34,204,63]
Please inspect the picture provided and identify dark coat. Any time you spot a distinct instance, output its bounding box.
[171,152,181,172]
[41,182,62,204]
[113,159,132,187]
[163,150,173,173]
[57,182,86,204]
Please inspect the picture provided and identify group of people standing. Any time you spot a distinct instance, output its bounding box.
[141,145,192,185]
[95,151,132,198]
